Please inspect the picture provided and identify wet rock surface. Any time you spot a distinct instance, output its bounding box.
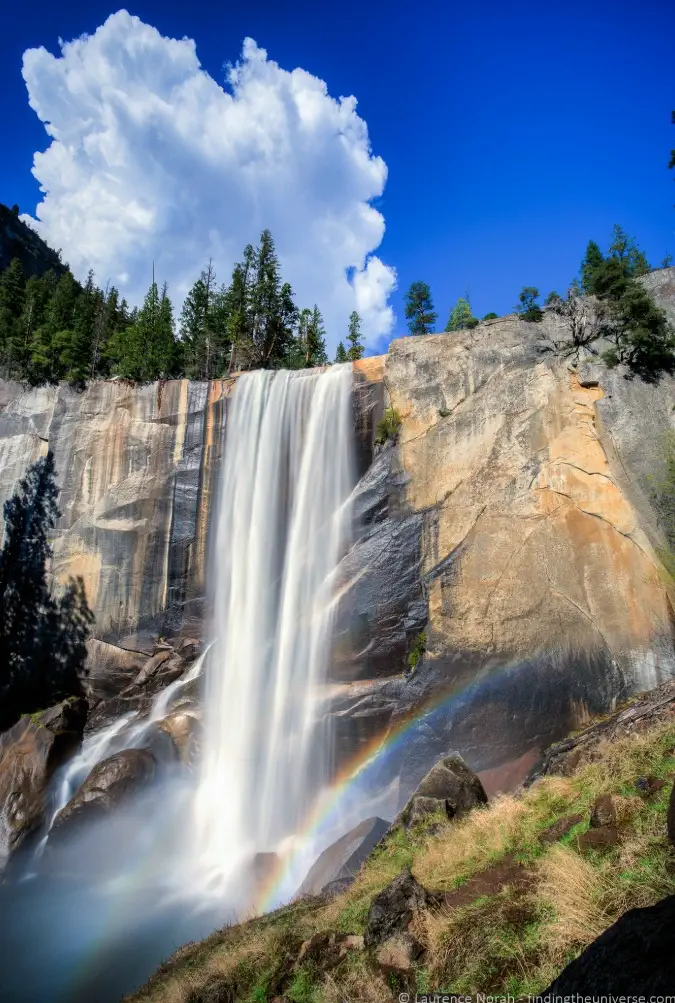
[49,748,157,844]
[0,698,87,870]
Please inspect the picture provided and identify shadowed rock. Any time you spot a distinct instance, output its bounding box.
[363,868,438,949]
[0,698,87,871]
[297,816,389,897]
[542,893,675,994]
[396,752,487,828]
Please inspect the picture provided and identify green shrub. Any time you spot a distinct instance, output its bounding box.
[483,312,499,321]
[407,630,426,672]
[375,406,402,446]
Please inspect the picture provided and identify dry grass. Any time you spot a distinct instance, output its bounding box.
[537,845,610,953]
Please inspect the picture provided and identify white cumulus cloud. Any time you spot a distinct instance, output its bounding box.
[21,11,396,351]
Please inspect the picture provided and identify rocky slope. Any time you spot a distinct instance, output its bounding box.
[124,683,675,1002]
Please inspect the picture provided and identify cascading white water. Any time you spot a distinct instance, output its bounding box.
[192,364,356,894]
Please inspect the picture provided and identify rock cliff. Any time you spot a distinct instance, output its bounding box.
[1,272,675,802]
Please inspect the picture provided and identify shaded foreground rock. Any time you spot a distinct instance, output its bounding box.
[0,697,87,870]
[542,893,675,994]
[298,816,389,897]
[363,868,438,949]
[49,748,157,845]
[396,752,487,828]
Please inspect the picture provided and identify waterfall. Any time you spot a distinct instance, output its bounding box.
[192,364,356,894]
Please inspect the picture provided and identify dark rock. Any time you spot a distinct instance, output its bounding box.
[406,795,452,827]
[176,638,201,662]
[363,868,438,949]
[295,931,363,971]
[590,794,617,829]
[539,813,584,846]
[396,753,487,828]
[577,825,619,854]
[0,699,87,871]
[542,892,675,994]
[297,817,389,897]
[636,775,666,796]
[668,783,675,846]
[49,748,157,844]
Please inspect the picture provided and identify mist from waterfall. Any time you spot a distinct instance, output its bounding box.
[191,365,356,897]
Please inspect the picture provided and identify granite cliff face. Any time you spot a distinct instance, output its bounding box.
[1,273,675,803]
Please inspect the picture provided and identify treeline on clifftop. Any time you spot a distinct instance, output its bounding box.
[0,225,365,387]
[403,223,675,381]
[0,453,93,733]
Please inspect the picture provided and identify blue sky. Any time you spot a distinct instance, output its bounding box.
[1,0,674,353]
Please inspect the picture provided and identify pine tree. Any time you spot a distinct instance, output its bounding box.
[580,241,605,294]
[346,311,365,360]
[404,281,437,336]
[0,452,94,730]
[516,287,543,322]
[305,306,328,367]
[0,259,27,377]
[445,295,476,331]
[335,341,348,363]
[57,270,99,385]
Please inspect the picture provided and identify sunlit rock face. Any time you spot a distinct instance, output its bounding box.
[0,378,230,655]
[331,272,675,791]
[0,272,674,804]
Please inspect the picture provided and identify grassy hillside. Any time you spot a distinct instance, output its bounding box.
[127,691,675,1002]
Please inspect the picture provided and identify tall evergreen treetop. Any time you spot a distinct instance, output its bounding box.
[405,281,437,336]
[346,311,365,361]
[445,295,476,331]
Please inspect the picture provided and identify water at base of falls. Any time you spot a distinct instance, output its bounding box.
[0,364,359,1003]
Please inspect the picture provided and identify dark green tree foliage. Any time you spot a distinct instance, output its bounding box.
[0,452,94,731]
[305,306,328,367]
[0,226,338,383]
[581,241,605,294]
[108,277,180,381]
[483,312,499,321]
[346,311,365,361]
[545,291,563,307]
[0,258,27,377]
[405,281,437,336]
[579,225,674,379]
[334,341,348,363]
[517,287,543,322]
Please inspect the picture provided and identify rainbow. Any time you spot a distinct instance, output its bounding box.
[255,649,537,913]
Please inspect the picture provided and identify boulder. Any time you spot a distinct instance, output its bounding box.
[0,698,87,871]
[49,748,157,844]
[577,826,619,854]
[157,710,202,767]
[396,753,487,828]
[543,892,675,993]
[363,868,438,949]
[590,794,616,828]
[297,816,389,897]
